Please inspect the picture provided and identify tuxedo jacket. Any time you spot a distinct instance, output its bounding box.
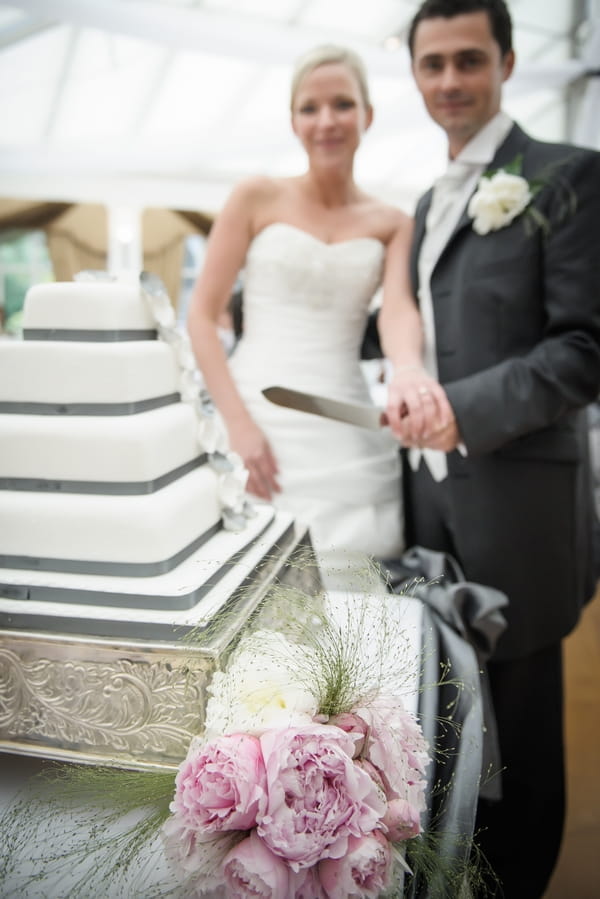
[407,123,600,660]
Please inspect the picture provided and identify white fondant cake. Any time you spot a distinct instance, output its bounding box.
[23,281,157,332]
[1,467,221,568]
[0,276,297,638]
[0,404,199,484]
[0,340,180,406]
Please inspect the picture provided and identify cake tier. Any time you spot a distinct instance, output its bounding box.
[0,507,295,635]
[0,340,180,410]
[23,282,156,337]
[0,404,202,489]
[0,467,222,574]
[0,505,282,619]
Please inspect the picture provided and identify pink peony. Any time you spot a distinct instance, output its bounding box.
[354,758,386,796]
[327,713,369,757]
[353,695,429,804]
[257,724,386,871]
[171,733,267,833]
[319,830,393,898]
[382,797,422,842]
[222,830,290,898]
[162,816,236,895]
[288,866,328,898]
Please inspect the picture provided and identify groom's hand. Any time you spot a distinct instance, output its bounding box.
[385,368,453,445]
[420,414,462,452]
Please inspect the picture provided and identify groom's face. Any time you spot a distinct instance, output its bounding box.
[411,10,514,156]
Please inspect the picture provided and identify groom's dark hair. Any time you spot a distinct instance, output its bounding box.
[407,0,513,58]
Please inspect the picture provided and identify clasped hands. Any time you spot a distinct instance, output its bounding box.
[384,366,460,452]
[231,366,460,501]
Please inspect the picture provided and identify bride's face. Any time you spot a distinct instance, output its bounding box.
[291,63,373,168]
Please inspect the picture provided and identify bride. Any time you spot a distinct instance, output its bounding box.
[187,44,449,578]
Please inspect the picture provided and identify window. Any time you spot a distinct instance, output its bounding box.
[177,233,207,327]
[0,230,54,335]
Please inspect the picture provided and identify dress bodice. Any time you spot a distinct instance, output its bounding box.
[235,223,384,393]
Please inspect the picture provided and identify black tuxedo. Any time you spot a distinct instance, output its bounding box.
[402,123,600,896]
[407,123,600,658]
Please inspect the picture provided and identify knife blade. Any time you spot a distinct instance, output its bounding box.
[262,386,385,430]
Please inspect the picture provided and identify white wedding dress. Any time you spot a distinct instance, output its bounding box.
[229,223,404,580]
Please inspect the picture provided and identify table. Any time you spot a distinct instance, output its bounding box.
[0,592,424,898]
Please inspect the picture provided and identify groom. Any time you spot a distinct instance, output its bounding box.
[381,0,600,895]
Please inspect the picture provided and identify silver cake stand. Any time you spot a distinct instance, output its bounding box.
[0,514,321,770]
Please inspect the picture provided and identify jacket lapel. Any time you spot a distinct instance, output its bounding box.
[411,189,432,293]
[433,123,531,266]
[487,122,530,171]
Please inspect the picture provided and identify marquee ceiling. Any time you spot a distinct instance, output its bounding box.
[0,0,598,214]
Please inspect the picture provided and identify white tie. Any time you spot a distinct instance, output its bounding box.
[427,162,475,235]
[410,161,477,482]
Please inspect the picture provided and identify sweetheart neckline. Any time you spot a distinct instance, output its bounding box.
[252,221,385,250]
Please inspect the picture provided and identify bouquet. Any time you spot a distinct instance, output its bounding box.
[2,589,461,899]
[161,626,430,898]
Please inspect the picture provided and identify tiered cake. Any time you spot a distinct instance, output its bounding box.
[0,274,316,767]
[0,275,301,641]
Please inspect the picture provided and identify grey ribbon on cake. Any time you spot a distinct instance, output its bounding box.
[0,455,208,495]
[0,395,179,416]
[0,521,223,582]
[22,328,158,341]
[380,546,508,886]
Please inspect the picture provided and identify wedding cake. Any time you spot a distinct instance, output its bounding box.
[0,274,300,641]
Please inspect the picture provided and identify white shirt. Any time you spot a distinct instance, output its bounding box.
[409,111,514,481]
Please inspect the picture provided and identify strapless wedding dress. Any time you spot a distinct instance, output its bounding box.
[229,223,404,576]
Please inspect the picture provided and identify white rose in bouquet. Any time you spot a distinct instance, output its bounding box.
[204,631,319,738]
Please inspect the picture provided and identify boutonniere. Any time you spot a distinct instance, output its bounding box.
[468,154,540,235]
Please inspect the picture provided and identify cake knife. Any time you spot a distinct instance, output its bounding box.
[262,386,387,430]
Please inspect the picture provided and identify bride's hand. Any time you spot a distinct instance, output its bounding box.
[228,417,280,500]
[386,366,452,445]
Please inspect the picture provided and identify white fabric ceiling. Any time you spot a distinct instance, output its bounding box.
[0,0,598,215]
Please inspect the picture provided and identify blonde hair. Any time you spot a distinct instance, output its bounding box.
[290,44,371,111]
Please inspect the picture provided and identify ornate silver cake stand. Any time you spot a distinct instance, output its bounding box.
[0,516,321,770]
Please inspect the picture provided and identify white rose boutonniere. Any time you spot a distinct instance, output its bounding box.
[469,152,577,237]
[468,165,533,235]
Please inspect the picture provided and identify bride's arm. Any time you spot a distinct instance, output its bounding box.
[187,179,280,500]
[378,216,452,444]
